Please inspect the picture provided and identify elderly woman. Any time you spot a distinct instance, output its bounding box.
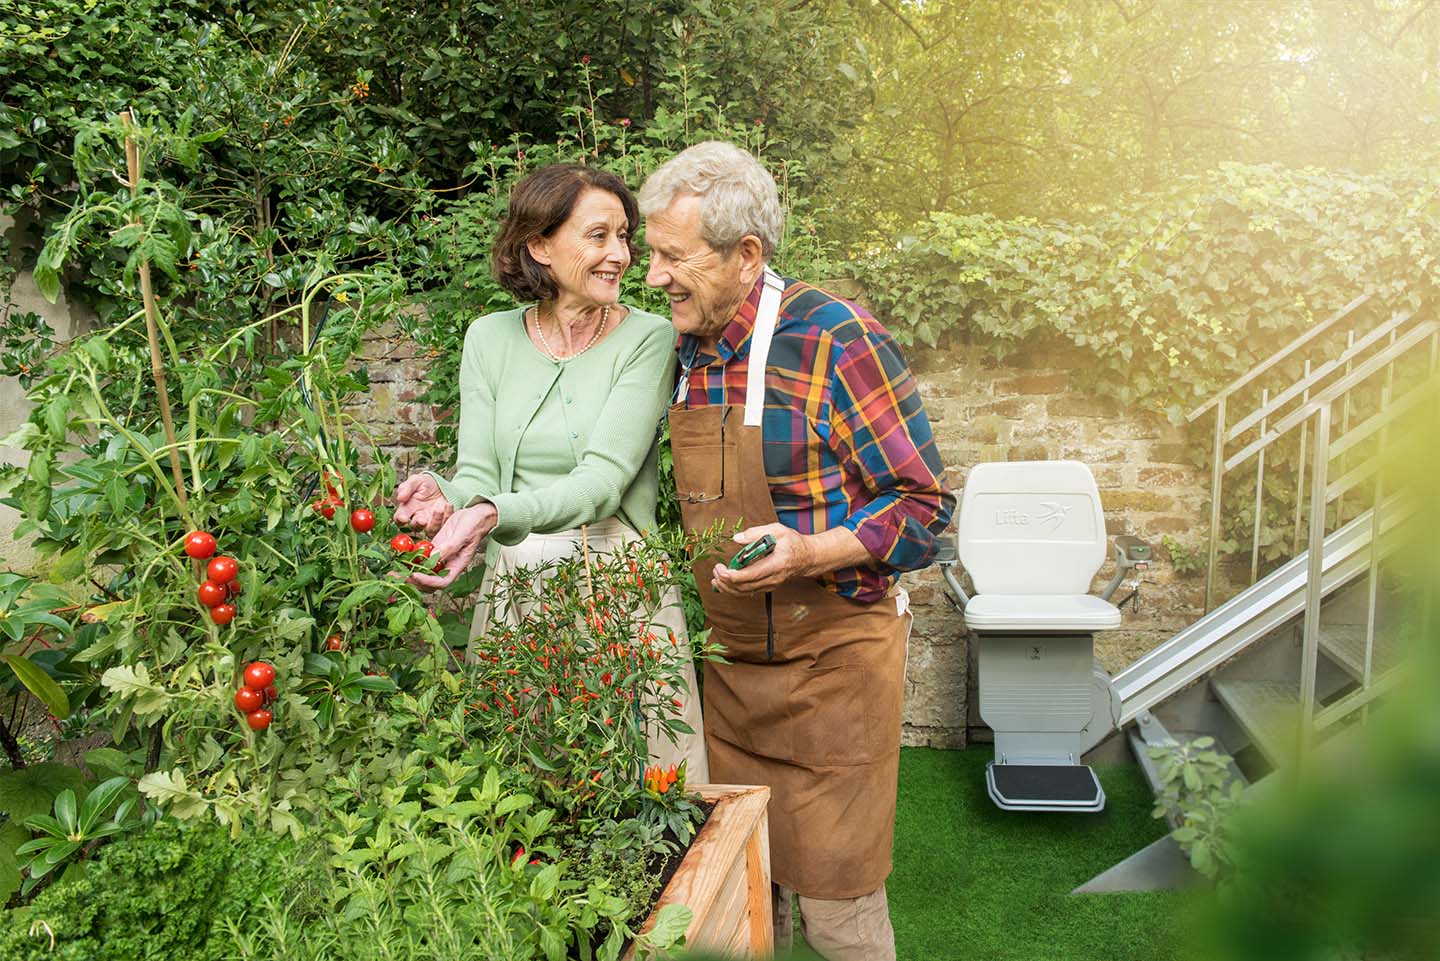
[392,163,707,780]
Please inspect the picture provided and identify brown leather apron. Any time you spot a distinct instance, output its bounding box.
[668,270,911,900]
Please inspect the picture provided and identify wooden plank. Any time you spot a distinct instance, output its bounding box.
[625,784,772,960]
[745,813,773,956]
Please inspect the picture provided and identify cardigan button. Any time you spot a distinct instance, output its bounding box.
[570,431,578,439]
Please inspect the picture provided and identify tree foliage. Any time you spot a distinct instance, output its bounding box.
[837,0,1440,235]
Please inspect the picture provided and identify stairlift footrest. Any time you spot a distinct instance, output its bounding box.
[987,762,1106,812]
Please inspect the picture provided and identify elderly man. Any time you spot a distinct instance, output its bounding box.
[639,142,954,960]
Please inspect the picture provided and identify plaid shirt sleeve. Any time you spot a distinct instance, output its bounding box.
[827,328,954,572]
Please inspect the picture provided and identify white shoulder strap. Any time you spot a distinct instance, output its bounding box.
[744,267,785,427]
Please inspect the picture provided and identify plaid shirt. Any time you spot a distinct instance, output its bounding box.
[676,274,954,602]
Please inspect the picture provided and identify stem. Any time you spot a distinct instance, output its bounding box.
[121,111,189,517]
[83,369,190,522]
[145,722,163,774]
[0,711,26,769]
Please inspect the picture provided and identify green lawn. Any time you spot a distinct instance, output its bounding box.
[785,746,1193,961]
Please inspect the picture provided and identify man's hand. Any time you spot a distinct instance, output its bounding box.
[710,524,817,595]
[710,523,875,596]
[393,474,455,535]
[408,503,497,591]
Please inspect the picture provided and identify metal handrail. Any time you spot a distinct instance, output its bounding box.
[1225,309,1415,442]
[1185,294,1370,423]
[1223,320,1438,473]
[1195,295,1435,774]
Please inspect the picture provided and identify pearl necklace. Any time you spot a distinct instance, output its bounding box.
[529,304,609,362]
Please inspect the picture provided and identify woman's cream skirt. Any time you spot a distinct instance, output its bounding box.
[469,516,709,782]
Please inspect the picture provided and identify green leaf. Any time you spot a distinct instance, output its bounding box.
[538,925,565,961]
[495,794,533,817]
[529,861,560,900]
[100,663,170,716]
[82,747,135,779]
[33,262,60,303]
[137,769,208,819]
[641,903,693,949]
[1,654,70,718]
[0,763,86,821]
[338,580,390,618]
[19,814,65,839]
[77,776,130,833]
[53,788,77,834]
[272,612,316,642]
[44,395,70,442]
[354,675,396,693]
[0,831,20,904]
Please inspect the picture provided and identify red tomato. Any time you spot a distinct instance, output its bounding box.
[235,687,264,712]
[264,684,278,703]
[313,499,337,520]
[390,534,415,553]
[350,509,375,533]
[243,662,276,690]
[198,581,227,608]
[323,471,343,499]
[210,603,237,626]
[207,556,239,584]
[184,531,217,559]
[325,635,344,652]
[246,709,273,731]
[413,540,435,559]
[226,579,243,597]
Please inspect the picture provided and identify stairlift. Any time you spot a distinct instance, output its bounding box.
[938,461,1151,812]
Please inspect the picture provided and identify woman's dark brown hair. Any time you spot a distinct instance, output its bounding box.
[491,164,640,302]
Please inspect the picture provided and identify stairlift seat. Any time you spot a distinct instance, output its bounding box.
[963,594,1121,632]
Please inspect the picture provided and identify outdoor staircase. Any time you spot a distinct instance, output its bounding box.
[1073,295,1436,892]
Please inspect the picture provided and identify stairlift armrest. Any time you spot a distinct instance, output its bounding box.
[1101,535,1153,601]
[935,531,969,611]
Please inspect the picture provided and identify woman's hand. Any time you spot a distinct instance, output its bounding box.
[408,503,498,591]
[393,474,455,535]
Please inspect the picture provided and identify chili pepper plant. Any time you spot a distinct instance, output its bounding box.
[462,525,724,835]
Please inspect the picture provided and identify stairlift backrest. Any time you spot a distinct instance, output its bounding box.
[957,460,1107,596]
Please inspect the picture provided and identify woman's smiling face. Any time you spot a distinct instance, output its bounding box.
[528,187,632,306]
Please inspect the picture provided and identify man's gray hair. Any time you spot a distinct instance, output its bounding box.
[638,141,783,259]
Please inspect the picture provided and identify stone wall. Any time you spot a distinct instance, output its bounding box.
[346,318,1213,749]
[897,340,1209,746]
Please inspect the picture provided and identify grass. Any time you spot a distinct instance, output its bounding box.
[782,746,1194,961]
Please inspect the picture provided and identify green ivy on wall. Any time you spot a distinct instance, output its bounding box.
[856,163,1440,421]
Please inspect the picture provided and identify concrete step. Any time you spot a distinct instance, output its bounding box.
[1211,678,1300,767]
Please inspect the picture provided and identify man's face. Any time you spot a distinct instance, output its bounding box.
[644,194,752,346]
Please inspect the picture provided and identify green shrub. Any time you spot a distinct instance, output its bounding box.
[0,817,314,961]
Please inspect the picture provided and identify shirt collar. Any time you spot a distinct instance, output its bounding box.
[677,273,766,369]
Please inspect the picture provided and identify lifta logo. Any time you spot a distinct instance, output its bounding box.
[995,509,1030,526]
[1037,501,1071,531]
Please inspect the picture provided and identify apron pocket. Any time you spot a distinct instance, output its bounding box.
[671,443,728,502]
[788,662,882,766]
[704,658,795,761]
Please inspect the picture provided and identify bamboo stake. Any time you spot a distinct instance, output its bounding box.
[121,110,188,516]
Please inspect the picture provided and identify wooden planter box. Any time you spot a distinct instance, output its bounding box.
[626,784,773,959]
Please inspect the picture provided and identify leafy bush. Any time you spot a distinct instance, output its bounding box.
[1149,736,1241,880]
[858,163,1440,417]
[0,817,313,961]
